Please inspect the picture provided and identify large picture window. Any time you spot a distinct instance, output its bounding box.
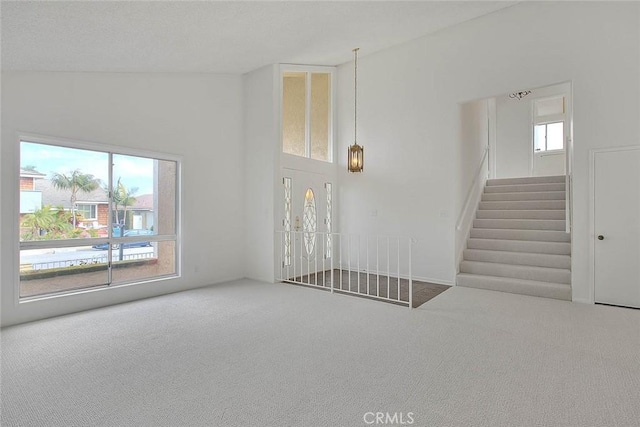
[18,137,180,299]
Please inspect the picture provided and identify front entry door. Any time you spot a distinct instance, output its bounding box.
[594,147,640,308]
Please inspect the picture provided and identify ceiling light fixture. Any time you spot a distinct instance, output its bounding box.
[509,90,532,100]
[348,47,364,173]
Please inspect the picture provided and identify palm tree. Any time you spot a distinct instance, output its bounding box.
[113,178,138,228]
[21,205,72,239]
[51,170,102,228]
[21,205,56,238]
[51,206,74,235]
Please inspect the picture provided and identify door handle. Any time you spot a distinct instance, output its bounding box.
[597,235,604,240]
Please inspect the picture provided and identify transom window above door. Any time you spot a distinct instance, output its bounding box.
[281,67,334,162]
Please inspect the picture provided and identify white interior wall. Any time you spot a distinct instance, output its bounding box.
[243,65,279,283]
[0,72,245,326]
[337,47,457,284]
[495,82,570,179]
[458,100,489,217]
[455,99,489,271]
[487,98,497,179]
[336,1,640,299]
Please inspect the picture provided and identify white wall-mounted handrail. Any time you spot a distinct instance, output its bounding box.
[456,146,489,230]
[565,135,572,233]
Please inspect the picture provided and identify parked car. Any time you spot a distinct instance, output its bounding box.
[92,228,153,250]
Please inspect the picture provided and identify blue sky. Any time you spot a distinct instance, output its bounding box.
[21,142,154,195]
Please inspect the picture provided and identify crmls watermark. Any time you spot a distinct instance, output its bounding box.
[363,412,415,425]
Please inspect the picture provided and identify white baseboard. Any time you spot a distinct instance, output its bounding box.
[412,275,455,286]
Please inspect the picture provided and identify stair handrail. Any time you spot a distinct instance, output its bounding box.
[565,135,572,233]
[456,146,489,230]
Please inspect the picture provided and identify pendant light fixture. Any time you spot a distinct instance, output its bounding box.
[348,48,364,173]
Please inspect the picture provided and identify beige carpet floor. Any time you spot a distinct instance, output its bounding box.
[1,280,639,426]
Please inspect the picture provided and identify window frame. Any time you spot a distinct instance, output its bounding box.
[76,203,98,221]
[283,177,292,267]
[534,121,565,153]
[15,133,182,303]
[280,64,336,163]
[532,95,566,154]
[324,182,332,260]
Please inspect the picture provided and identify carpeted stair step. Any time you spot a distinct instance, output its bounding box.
[463,249,571,269]
[482,191,565,201]
[484,182,565,193]
[467,238,571,255]
[479,200,566,210]
[459,174,571,301]
[476,209,566,220]
[486,175,565,186]
[456,273,571,300]
[459,260,571,284]
[473,218,566,231]
[470,228,571,242]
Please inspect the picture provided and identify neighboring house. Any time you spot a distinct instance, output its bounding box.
[34,179,110,228]
[130,194,154,230]
[19,168,46,191]
[19,168,46,223]
[22,172,156,231]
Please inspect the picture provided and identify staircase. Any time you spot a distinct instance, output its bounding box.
[457,175,571,300]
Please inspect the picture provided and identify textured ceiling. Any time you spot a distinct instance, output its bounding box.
[1,1,517,74]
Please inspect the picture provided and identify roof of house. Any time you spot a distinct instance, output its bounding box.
[20,168,46,178]
[35,179,109,208]
[131,194,153,211]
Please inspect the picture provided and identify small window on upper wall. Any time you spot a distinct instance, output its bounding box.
[534,122,564,152]
[533,95,566,152]
[282,69,333,162]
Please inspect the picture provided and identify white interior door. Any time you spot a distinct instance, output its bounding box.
[593,147,640,308]
[533,150,565,176]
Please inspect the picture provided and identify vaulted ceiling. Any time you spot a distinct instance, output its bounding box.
[2,1,517,74]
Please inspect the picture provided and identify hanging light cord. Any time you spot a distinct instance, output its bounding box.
[353,47,359,144]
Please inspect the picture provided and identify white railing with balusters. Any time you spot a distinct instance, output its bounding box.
[24,251,155,271]
[276,231,413,308]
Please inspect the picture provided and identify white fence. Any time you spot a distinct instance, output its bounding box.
[25,252,155,271]
[276,231,413,308]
